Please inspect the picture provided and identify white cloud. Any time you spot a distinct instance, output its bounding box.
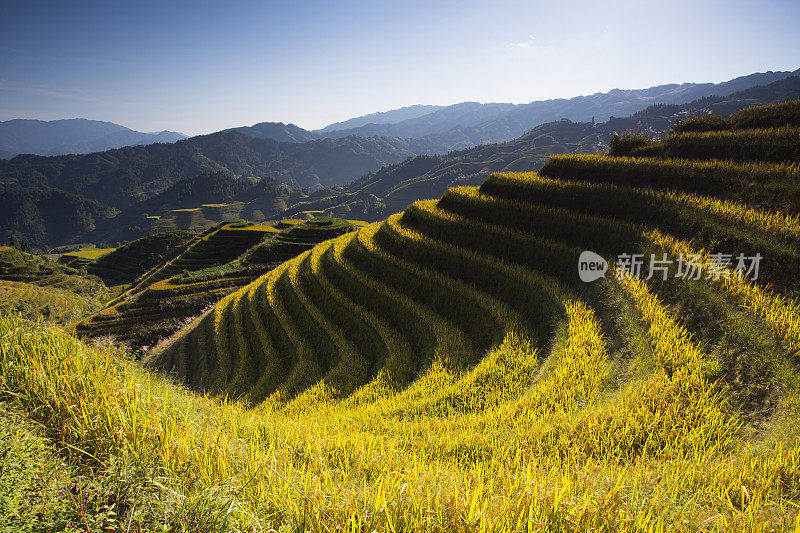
[509,35,554,55]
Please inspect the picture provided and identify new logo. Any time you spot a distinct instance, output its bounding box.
[578,251,608,282]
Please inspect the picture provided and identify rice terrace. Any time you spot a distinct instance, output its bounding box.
[1,2,800,531]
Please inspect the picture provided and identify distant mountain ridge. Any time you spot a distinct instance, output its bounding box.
[227,68,800,155]
[317,104,446,132]
[316,69,800,150]
[321,102,517,141]
[225,122,319,143]
[4,68,797,160]
[0,118,187,158]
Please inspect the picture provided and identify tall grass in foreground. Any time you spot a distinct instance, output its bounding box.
[2,310,800,531]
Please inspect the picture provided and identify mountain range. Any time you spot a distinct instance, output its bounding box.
[234,68,800,154]
[3,68,797,162]
[2,67,800,247]
[317,104,446,132]
[0,118,187,158]
[276,74,800,222]
[76,73,800,246]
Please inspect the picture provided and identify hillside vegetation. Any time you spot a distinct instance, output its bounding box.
[86,230,196,284]
[0,280,103,323]
[0,245,109,323]
[90,172,307,244]
[0,245,108,301]
[0,131,417,210]
[76,219,360,353]
[0,187,118,248]
[1,100,799,530]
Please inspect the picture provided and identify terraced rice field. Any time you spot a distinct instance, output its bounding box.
[62,247,116,260]
[87,231,195,285]
[0,245,108,302]
[76,222,276,348]
[2,101,799,530]
[77,219,361,353]
[139,102,800,529]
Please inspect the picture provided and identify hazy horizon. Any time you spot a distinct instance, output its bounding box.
[2,0,799,136]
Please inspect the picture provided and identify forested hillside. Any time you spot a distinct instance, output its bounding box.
[86,172,307,243]
[225,122,320,143]
[0,132,412,246]
[0,131,417,209]
[0,187,118,247]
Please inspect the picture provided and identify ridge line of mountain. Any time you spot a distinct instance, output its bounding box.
[0,117,187,158]
[229,67,800,152]
[4,67,797,161]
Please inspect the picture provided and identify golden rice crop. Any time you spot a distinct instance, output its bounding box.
[5,110,800,530]
[3,297,798,530]
[486,171,800,240]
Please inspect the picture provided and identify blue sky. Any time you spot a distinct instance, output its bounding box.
[1,0,798,135]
